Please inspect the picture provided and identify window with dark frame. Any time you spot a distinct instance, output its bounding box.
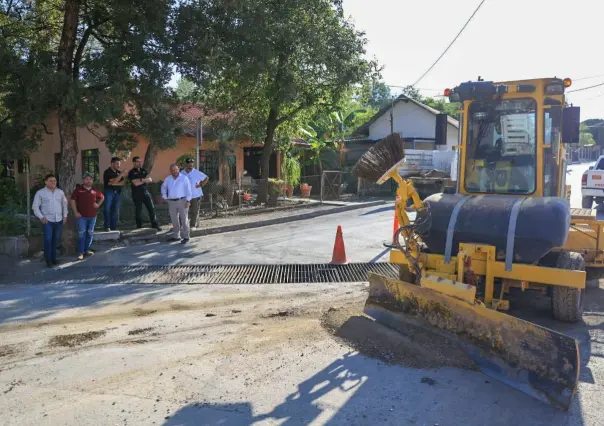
[199,151,219,181]
[81,149,100,181]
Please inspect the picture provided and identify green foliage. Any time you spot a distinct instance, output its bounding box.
[173,0,378,184]
[1,0,183,159]
[267,178,285,197]
[580,123,596,146]
[175,78,196,101]
[0,209,26,237]
[0,177,22,207]
[281,155,301,187]
[361,82,392,109]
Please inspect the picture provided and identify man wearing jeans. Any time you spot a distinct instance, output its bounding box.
[71,173,105,260]
[103,157,125,231]
[32,173,68,267]
[161,164,192,243]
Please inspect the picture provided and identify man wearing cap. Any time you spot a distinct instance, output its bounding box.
[128,156,160,230]
[161,164,193,243]
[181,158,209,228]
[71,172,104,260]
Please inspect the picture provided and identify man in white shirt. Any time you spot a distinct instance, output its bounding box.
[161,164,193,243]
[181,158,209,228]
[32,173,68,267]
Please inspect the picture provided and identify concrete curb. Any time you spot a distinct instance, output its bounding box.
[121,200,388,244]
[190,200,387,237]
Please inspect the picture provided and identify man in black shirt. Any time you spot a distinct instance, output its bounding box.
[103,157,125,231]
[128,156,160,230]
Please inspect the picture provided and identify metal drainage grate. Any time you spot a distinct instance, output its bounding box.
[24,263,399,285]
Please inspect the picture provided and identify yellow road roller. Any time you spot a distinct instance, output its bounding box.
[361,77,594,410]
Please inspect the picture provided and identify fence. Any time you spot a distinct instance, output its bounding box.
[566,146,601,163]
[320,171,358,201]
[400,149,456,176]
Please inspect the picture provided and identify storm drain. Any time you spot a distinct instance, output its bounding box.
[24,263,399,285]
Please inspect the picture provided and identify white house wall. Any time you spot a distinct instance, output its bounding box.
[368,100,458,150]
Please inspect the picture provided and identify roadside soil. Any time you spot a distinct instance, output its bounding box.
[1,281,603,425]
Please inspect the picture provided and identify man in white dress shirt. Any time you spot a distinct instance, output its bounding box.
[32,173,68,267]
[181,158,209,228]
[161,164,193,243]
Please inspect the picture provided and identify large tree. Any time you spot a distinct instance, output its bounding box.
[173,0,376,203]
[1,0,182,250]
[1,0,182,187]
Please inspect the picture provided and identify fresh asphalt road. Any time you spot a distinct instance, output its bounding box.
[82,204,399,267]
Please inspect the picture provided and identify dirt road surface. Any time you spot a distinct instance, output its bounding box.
[2,281,604,425]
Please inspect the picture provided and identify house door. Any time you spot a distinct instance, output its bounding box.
[244,148,277,179]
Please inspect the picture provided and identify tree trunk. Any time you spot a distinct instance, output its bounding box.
[257,106,279,204]
[143,142,159,174]
[56,0,81,255]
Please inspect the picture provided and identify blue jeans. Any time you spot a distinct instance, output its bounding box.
[104,190,121,230]
[77,216,97,255]
[42,221,63,263]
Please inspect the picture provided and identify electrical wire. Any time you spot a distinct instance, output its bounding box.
[574,73,604,82]
[567,82,604,93]
[412,0,488,87]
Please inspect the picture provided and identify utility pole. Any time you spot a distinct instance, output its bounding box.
[390,96,395,134]
[196,118,203,169]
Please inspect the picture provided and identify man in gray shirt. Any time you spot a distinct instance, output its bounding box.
[32,173,68,267]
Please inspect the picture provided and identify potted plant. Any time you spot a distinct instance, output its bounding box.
[280,155,301,197]
[300,183,312,198]
[267,178,285,206]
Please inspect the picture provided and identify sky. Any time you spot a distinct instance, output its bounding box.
[342,0,604,120]
[169,0,602,120]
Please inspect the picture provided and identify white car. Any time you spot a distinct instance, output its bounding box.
[581,156,604,208]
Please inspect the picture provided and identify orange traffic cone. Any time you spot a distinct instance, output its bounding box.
[329,225,349,265]
[392,211,400,244]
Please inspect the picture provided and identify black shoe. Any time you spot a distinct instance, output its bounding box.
[181,238,189,244]
[168,237,180,242]
[104,228,111,232]
[46,261,53,268]
[52,260,59,265]
[153,224,161,231]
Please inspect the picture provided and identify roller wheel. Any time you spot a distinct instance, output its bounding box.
[552,252,585,322]
[582,196,594,209]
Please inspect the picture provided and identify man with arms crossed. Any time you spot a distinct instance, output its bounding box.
[128,156,160,230]
[161,164,192,244]
[103,157,125,231]
[32,173,68,267]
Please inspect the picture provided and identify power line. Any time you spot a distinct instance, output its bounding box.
[575,73,604,82]
[412,0,488,87]
[567,82,604,93]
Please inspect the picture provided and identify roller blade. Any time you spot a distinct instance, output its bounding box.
[364,272,580,411]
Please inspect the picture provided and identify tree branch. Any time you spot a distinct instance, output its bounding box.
[73,25,93,79]
[40,122,53,135]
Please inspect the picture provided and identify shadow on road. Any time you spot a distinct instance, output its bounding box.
[164,334,585,426]
[359,205,394,216]
[0,283,192,324]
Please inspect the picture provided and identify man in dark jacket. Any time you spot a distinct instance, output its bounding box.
[103,157,125,231]
[128,156,160,230]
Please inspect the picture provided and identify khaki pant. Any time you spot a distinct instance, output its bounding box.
[189,197,201,228]
[168,198,190,239]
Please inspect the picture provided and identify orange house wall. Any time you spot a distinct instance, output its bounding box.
[12,116,278,188]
